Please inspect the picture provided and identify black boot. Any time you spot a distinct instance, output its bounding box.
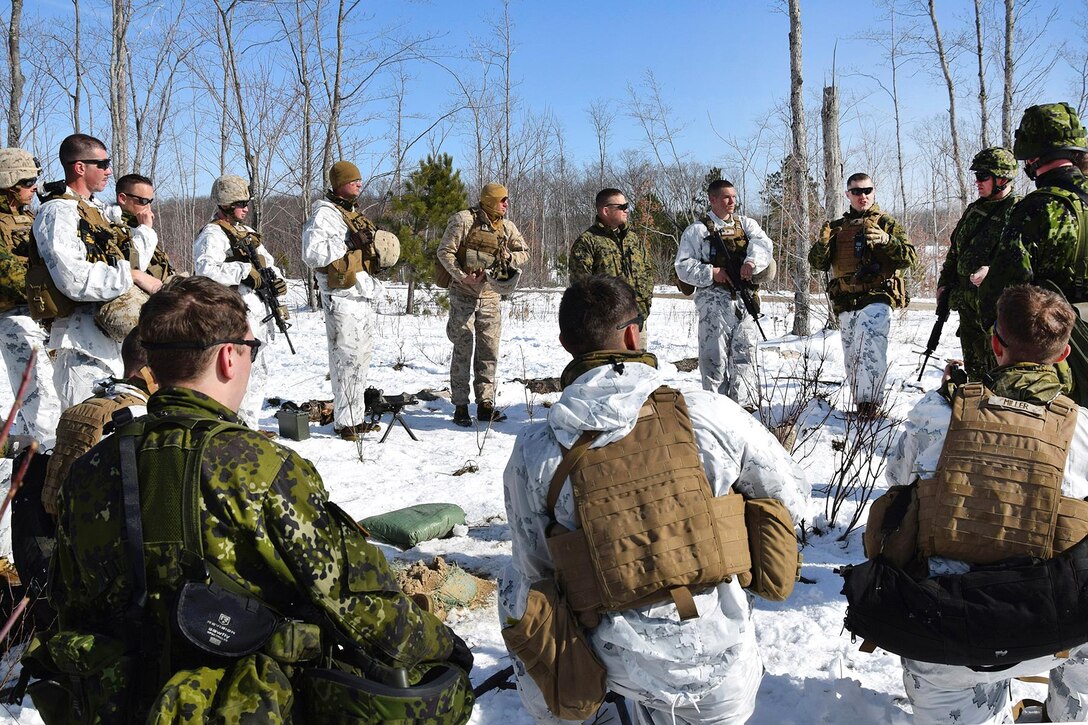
[477,403,507,423]
[453,405,472,427]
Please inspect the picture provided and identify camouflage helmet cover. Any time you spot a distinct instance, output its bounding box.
[969,147,1018,178]
[1013,102,1088,160]
[0,148,41,190]
[211,174,250,207]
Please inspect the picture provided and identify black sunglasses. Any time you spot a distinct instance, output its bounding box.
[974,171,994,182]
[990,324,1010,349]
[605,202,630,211]
[14,178,37,189]
[122,192,154,205]
[73,158,112,169]
[228,200,251,210]
[143,338,262,362]
[615,312,645,330]
[848,187,874,196]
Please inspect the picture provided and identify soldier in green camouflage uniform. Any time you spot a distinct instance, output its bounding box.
[980,103,1088,326]
[809,173,917,417]
[936,148,1020,379]
[569,188,654,345]
[32,276,474,723]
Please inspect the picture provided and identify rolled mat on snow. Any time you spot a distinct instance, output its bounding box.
[359,503,467,549]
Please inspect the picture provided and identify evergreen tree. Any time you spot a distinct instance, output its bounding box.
[392,154,468,313]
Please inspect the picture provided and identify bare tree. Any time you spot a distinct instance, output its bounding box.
[788,0,811,336]
[1003,0,1015,147]
[822,81,843,330]
[109,0,131,174]
[974,0,990,148]
[7,0,23,146]
[587,99,615,188]
[925,0,968,209]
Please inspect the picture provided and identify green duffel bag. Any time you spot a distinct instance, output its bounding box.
[360,503,467,549]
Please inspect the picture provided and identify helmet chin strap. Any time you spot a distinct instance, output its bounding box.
[984,178,1011,198]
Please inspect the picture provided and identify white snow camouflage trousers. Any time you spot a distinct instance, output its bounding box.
[323,292,375,428]
[838,302,891,406]
[695,290,759,409]
[0,309,61,446]
[446,289,502,407]
[904,644,1088,724]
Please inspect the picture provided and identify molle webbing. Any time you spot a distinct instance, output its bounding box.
[917,384,1087,564]
[213,219,261,265]
[702,214,748,268]
[545,386,750,628]
[831,217,885,294]
[0,208,33,256]
[319,201,378,285]
[455,207,506,268]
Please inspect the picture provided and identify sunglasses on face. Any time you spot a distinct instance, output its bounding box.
[142,337,263,362]
[605,202,630,211]
[122,192,153,206]
[75,158,112,170]
[14,178,37,189]
[990,324,1010,349]
[974,172,994,182]
[848,187,874,196]
[229,200,251,210]
[615,312,645,330]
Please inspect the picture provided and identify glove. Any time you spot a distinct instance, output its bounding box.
[817,222,832,246]
[447,629,474,674]
[864,226,890,245]
[272,275,288,297]
[247,267,263,289]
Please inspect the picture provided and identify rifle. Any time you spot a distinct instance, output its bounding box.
[238,239,296,355]
[707,231,767,341]
[917,288,951,381]
[364,388,419,443]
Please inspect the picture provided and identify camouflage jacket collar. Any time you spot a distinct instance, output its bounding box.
[843,203,882,221]
[560,349,658,389]
[147,386,245,423]
[0,197,26,217]
[324,190,357,213]
[982,363,1065,404]
[589,218,628,239]
[1035,164,1084,189]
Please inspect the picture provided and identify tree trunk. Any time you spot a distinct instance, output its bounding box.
[110,0,131,174]
[889,8,908,215]
[974,0,989,148]
[405,275,416,315]
[7,0,22,147]
[214,0,260,226]
[1002,0,1015,148]
[788,0,810,337]
[73,0,83,133]
[821,83,842,331]
[927,0,968,209]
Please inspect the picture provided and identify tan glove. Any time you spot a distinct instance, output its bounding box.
[817,222,832,246]
[272,275,288,296]
[247,267,263,289]
[864,226,890,245]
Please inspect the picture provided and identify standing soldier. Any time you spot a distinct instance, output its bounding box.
[108,173,174,283]
[302,161,386,440]
[194,174,288,429]
[0,148,60,445]
[30,134,161,410]
[437,183,528,427]
[809,173,917,418]
[936,148,1020,379]
[675,179,774,411]
[569,188,654,345]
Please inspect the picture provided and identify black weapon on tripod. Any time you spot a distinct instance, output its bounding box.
[917,288,951,381]
[364,388,419,443]
[239,240,296,355]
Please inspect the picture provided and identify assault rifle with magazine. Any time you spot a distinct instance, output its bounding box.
[707,232,767,341]
[237,240,296,355]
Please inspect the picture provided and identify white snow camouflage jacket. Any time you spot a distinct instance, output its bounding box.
[301,198,382,300]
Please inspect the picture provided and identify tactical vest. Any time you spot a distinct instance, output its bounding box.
[1031,185,1088,302]
[213,218,262,266]
[40,389,147,516]
[26,190,127,321]
[456,207,507,271]
[318,196,379,288]
[830,216,885,294]
[0,204,33,311]
[917,384,1088,564]
[544,386,751,629]
[119,212,174,282]
[703,214,748,266]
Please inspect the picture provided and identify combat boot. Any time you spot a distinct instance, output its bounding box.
[477,403,507,423]
[336,425,359,441]
[453,405,472,427]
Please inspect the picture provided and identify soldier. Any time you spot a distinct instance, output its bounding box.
[30,134,161,410]
[936,148,1020,379]
[880,284,1088,723]
[979,103,1088,336]
[568,188,654,345]
[32,276,474,722]
[194,174,287,429]
[437,183,528,427]
[809,173,917,418]
[0,148,61,445]
[675,179,775,410]
[302,161,380,441]
[107,173,174,282]
[500,275,808,723]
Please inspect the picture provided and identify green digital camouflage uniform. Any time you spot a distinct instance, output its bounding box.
[938,192,1019,378]
[808,203,916,315]
[569,219,655,319]
[41,386,471,723]
[979,165,1088,329]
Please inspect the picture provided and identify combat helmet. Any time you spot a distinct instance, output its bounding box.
[211,174,250,207]
[1013,102,1088,160]
[0,148,41,190]
[970,147,1018,178]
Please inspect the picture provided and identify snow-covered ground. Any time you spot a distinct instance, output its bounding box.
[0,282,1054,723]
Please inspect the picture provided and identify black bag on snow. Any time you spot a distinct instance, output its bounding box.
[840,536,1088,667]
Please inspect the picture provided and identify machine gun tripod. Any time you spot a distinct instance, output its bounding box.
[363,388,419,444]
